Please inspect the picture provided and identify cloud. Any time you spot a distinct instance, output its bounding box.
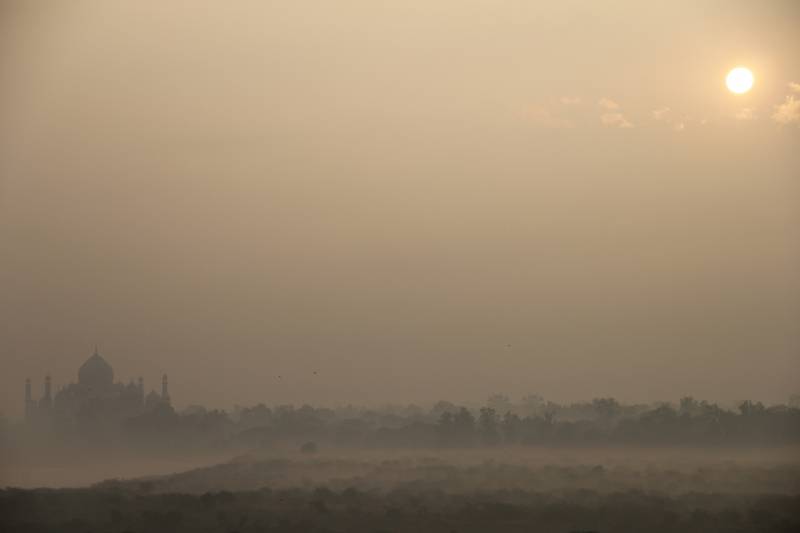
[597,98,632,128]
[772,95,800,126]
[735,108,757,121]
[652,107,671,121]
[559,96,582,105]
[598,98,620,110]
[600,112,633,128]
[789,81,800,93]
[651,107,685,131]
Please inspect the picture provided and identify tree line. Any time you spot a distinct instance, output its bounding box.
[4,395,799,453]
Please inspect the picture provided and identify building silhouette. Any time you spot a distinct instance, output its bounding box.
[25,348,171,428]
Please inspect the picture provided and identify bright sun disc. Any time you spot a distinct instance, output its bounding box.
[726,67,753,94]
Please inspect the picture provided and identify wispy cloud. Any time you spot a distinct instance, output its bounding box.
[651,107,685,131]
[559,96,582,105]
[735,108,757,121]
[598,98,620,111]
[598,98,632,128]
[600,112,633,128]
[788,81,800,93]
[651,107,671,121]
[772,95,800,126]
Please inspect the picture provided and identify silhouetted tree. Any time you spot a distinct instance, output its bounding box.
[478,407,500,446]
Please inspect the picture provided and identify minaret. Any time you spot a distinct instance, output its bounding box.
[25,378,33,421]
[161,374,170,404]
[41,374,53,409]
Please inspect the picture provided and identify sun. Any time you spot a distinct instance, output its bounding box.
[726,67,754,94]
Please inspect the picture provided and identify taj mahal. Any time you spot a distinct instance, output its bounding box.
[25,348,172,427]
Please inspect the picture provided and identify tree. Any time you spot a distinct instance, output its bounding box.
[430,401,459,420]
[501,411,521,444]
[487,394,513,414]
[591,398,620,420]
[679,396,699,416]
[478,407,499,446]
[519,394,545,417]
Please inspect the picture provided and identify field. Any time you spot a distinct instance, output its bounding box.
[3,447,799,533]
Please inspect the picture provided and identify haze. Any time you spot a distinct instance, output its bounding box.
[1,0,799,418]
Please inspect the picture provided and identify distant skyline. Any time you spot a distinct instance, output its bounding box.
[1,1,798,417]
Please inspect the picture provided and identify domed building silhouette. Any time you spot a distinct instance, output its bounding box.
[78,351,115,391]
[25,348,172,428]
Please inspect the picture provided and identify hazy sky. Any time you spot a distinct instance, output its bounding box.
[1,1,798,418]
